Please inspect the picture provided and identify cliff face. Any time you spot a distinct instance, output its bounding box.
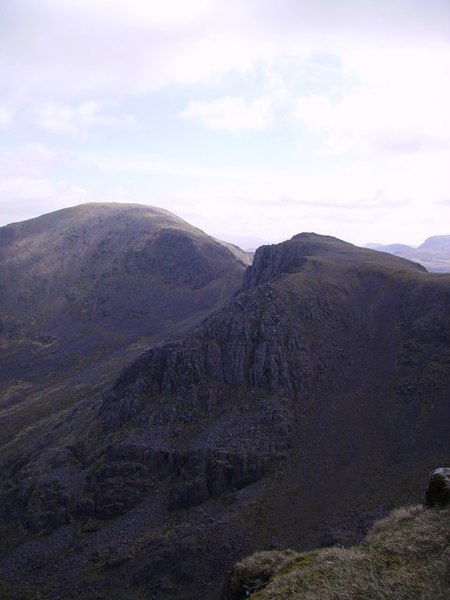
[100,233,433,442]
[1,232,450,600]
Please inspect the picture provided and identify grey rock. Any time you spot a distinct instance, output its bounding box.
[425,468,450,507]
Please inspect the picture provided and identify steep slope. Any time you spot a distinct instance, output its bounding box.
[0,202,248,480]
[1,233,450,600]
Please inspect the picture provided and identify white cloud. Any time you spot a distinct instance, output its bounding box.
[293,46,450,156]
[0,177,90,225]
[166,166,450,247]
[0,143,58,177]
[0,106,13,128]
[3,0,447,105]
[54,0,215,26]
[87,153,270,182]
[31,101,135,134]
[181,96,273,131]
[87,144,450,210]
[0,0,449,248]
[0,143,89,226]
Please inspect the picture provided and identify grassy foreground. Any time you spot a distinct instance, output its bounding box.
[233,505,450,599]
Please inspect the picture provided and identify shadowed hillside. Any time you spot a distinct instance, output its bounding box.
[0,202,248,474]
[1,231,450,600]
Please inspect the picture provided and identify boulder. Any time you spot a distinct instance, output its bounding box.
[425,468,450,507]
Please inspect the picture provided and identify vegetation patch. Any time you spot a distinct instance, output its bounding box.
[243,505,450,599]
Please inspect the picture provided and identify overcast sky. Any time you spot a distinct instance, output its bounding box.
[0,0,449,247]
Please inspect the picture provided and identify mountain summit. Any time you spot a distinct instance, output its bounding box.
[0,201,248,447]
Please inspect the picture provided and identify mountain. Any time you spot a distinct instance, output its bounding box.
[369,235,450,272]
[420,235,450,251]
[1,229,450,600]
[366,242,412,254]
[0,202,248,488]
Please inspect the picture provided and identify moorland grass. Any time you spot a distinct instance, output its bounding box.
[237,505,450,599]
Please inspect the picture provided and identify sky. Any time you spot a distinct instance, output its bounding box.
[0,0,449,248]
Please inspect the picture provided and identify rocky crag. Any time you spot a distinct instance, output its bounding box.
[1,229,450,599]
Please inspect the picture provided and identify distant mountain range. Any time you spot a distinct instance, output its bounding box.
[1,204,450,600]
[367,235,450,272]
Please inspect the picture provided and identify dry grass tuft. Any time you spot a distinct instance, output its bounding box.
[243,505,450,600]
[230,549,301,598]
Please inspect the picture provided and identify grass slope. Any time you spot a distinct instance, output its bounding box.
[236,505,450,600]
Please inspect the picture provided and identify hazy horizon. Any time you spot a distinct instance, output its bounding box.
[2,200,449,252]
[0,0,449,247]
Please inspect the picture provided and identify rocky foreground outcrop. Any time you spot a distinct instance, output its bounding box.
[1,232,450,600]
[425,468,450,507]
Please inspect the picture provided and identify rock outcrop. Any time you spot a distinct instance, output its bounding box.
[425,468,450,507]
